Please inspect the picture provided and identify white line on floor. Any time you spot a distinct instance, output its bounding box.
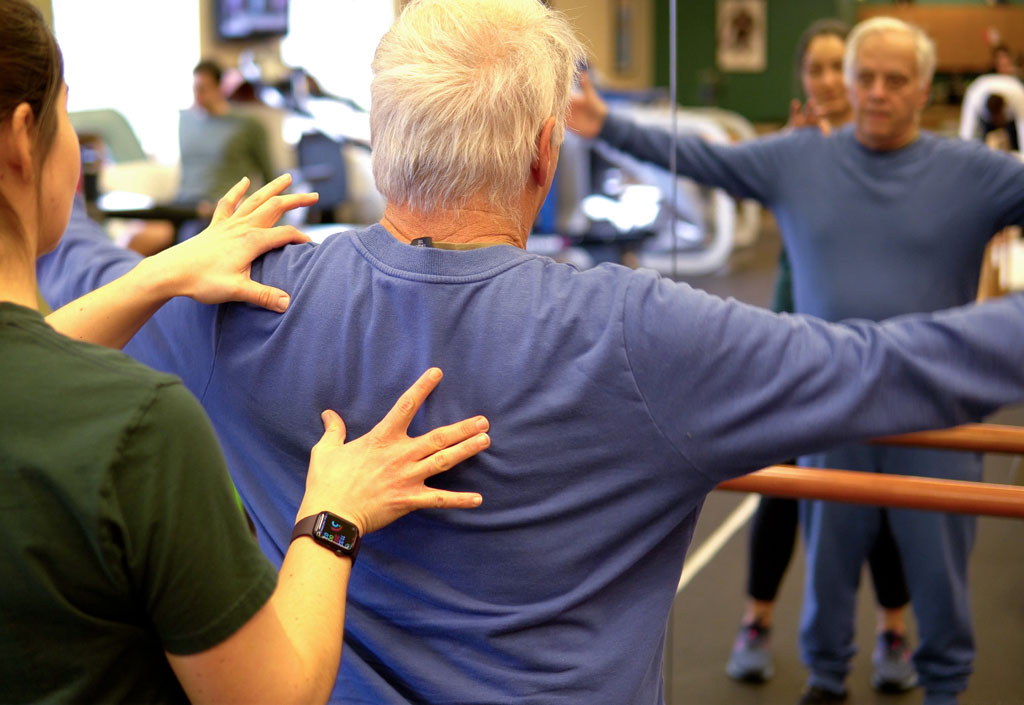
[676,493,760,594]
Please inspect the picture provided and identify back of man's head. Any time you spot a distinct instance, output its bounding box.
[370,0,585,220]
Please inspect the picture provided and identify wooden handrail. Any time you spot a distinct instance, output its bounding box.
[717,466,1024,519]
[872,423,1024,454]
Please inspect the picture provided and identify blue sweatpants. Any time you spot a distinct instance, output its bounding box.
[798,444,980,698]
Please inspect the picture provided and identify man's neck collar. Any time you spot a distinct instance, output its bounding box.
[406,236,507,251]
[380,206,527,250]
[855,128,921,152]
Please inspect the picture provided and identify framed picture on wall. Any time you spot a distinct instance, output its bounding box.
[716,0,766,73]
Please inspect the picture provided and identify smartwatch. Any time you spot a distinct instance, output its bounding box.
[290,511,361,562]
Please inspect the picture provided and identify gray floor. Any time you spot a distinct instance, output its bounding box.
[658,219,1024,705]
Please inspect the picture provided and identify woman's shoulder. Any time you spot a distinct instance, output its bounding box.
[11,313,185,406]
[2,310,203,487]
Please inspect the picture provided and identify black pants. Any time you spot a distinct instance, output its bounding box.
[747,494,910,609]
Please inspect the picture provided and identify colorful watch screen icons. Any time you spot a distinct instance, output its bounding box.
[315,513,356,551]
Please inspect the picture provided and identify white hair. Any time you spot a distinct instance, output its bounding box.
[845,16,936,89]
[370,0,586,219]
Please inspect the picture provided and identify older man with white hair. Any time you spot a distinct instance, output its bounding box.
[570,14,1024,705]
[36,4,1024,704]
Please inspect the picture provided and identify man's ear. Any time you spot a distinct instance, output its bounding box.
[531,116,557,187]
[0,103,37,184]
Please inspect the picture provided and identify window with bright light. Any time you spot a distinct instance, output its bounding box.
[51,1,393,164]
[281,0,394,111]
[52,0,200,164]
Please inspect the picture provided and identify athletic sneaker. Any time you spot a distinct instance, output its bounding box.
[725,621,774,682]
[797,685,848,704]
[871,630,918,693]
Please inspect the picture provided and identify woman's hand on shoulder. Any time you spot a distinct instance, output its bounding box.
[145,174,318,312]
[786,98,832,136]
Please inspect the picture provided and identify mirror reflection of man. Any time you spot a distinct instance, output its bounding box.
[570,16,1024,705]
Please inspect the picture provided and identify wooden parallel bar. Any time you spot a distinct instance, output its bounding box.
[872,423,1024,454]
[717,466,1024,519]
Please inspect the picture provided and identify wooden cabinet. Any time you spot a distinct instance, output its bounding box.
[857,5,1024,73]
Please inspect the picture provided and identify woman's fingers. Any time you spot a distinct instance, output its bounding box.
[207,173,320,232]
[367,370,489,467]
[210,177,250,224]
[233,280,292,313]
[372,368,444,437]
[415,415,490,460]
[242,225,312,256]
[418,430,491,477]
[249,192,320,226]
[233,173,294,218]
[414,489,484,510]
[232,173,317,224]
[317,409,347,447]
[393,434,489,514]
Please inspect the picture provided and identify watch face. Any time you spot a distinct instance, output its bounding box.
[315,513,358,552]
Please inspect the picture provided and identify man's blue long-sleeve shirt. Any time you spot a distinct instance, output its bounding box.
[599,116,1024,322]
[36,203,1024,703]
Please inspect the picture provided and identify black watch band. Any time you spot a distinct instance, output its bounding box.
[290,511,361,563]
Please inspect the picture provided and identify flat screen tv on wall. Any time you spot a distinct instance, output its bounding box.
[217,0,289,41]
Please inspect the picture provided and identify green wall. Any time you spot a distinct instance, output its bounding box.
[653,0,853,122]
[652,0,1024,121]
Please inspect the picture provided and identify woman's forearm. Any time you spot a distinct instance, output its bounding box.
[44,256,178,348]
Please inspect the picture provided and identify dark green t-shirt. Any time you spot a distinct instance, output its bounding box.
[0,303,277,704]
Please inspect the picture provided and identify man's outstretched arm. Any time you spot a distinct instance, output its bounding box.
[623,272,1024,481]
[567,70,783,203]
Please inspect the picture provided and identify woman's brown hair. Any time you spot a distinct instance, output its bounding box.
[792,19,850,101]
[0,0,65,239]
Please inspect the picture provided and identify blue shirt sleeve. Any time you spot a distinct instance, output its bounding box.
[597,113,788,204]
[36,199,220,398]
[37,199,141,309]
[957,140,1024,231]
[622,269,1024,481]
